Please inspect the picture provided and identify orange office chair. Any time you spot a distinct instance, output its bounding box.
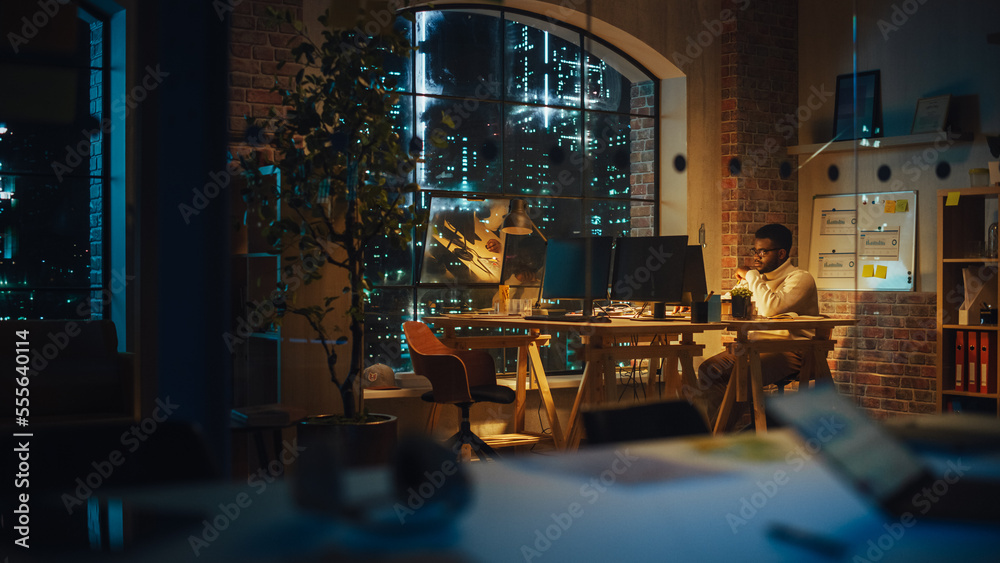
[403,321,515,461]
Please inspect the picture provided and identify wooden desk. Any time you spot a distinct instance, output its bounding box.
[716,317,856,434]
[423,315,725,449]
[100,427,1000,563]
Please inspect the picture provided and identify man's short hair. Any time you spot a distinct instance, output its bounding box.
[755,223,793,252]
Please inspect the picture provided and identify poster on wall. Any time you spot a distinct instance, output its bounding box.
[809,191,916,291]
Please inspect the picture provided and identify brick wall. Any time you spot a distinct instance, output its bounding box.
[821,291,938,419]
[630,81,655,236]
[719,0,939,419]
[720,0,799,286]
[228,0,304,161]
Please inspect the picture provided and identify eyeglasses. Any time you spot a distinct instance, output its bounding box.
[748,247,780,258]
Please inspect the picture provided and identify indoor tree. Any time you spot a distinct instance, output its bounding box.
[240,7,424,419]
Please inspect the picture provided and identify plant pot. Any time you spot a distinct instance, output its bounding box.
[731,295,753,319]
[293,413,398,513]
[297,413,398,467]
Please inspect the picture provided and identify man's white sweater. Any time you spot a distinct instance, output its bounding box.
[739,258,819,340]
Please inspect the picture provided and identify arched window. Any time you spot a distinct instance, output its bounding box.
[366,7,659,371]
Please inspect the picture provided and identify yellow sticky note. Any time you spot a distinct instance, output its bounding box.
[884,200,896,213]
[946,192,960,206]
[895,199,908,212]
[862,264,874,278]
[875,265,887,279]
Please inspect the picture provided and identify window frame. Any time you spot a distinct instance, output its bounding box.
[365,5,661,373]
[0,2,112,321]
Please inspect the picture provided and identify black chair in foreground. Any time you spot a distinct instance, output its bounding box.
[582,400,710,446]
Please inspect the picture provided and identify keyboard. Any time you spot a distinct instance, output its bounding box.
[522,315,610,323]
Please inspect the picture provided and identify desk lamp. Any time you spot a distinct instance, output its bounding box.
[500,199,547,308]
[500,199,547,241]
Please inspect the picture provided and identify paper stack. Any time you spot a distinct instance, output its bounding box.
[958,267,998,325]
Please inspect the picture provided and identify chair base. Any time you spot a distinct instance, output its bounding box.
[441,402,503,462]
[443,426,501,462]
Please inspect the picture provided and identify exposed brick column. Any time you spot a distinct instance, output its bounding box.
[630,82,655,236]
[228,0,304,162]
[720,0,798,289]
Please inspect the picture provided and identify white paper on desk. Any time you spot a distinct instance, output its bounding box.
[768,312,826,320]
[513,447,730,485]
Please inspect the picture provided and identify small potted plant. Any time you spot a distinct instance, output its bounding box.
[730,286,753,319]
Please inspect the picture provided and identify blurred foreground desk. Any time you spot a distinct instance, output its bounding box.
[93,428,1000,563]
[717,317,857,434]
[424,315,724,449]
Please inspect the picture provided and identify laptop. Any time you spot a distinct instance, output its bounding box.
[767,386,1000,523]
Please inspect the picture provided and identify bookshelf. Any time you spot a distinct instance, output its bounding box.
[936,186,1000,417]
[231,166,281,408]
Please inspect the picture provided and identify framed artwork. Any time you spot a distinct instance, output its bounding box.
[910,94,950,134]
[832,70,883,141]
[419,195,508,285]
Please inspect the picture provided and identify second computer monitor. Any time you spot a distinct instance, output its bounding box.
[540,237,615,315]
[610,236,691,316]
[681,244,709,306]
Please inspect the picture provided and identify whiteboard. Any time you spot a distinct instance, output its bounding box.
[809,191,916,291]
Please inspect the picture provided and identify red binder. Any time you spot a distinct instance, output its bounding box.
[981,332,997,395]
[955,331,966,391]
[968,331,979,392]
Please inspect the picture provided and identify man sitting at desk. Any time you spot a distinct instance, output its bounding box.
[694,223,819,431]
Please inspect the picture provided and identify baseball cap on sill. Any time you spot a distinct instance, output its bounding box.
[362,363,400,390]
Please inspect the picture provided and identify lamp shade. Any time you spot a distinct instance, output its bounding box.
[501,199,534,236]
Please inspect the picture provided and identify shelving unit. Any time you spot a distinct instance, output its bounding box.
[936,186,1000,417]
[788,131,972,155]
[231,166,282,408]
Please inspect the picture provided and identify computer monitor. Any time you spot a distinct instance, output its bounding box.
[540,237,614,316]
[681,244,709,306]
[610,235,689,318]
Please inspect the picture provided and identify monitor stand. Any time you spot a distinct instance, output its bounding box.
[631,302,688,321]
[652,302,667,319]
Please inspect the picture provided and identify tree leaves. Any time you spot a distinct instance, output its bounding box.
[239,7,427,418]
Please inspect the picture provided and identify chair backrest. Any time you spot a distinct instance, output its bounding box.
[582,400,709,445]
[403,321,451,376]
[402,321,474,403]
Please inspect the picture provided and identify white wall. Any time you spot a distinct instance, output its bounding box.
[797,0,1000,291]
